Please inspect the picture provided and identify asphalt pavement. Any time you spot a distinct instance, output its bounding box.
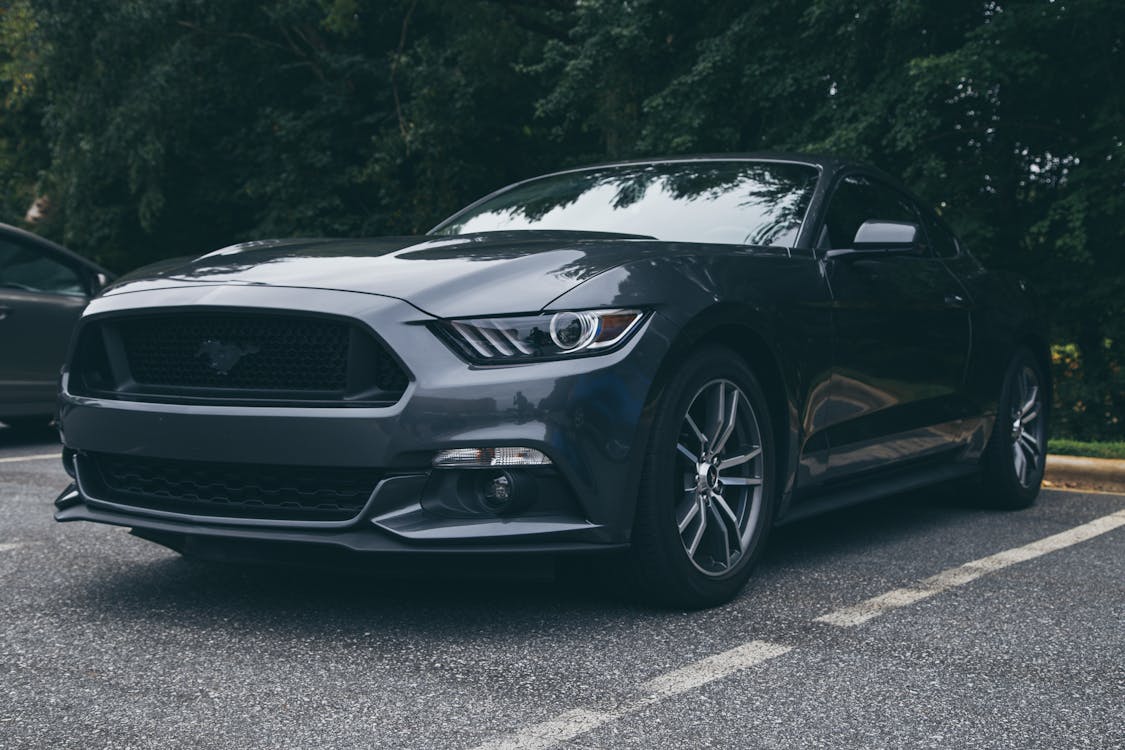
[1,424,1122,749]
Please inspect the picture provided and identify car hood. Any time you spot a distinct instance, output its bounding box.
[101,231,642,317]
[103,230,760,318]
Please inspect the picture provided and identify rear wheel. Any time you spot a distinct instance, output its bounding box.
[977,348,1047,509]
[630,347,776,608]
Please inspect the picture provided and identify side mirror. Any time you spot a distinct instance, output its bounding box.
[854,220,920,250]
[82,271,109,298]
[825,220,923,260]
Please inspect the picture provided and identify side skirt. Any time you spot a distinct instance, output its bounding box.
[777,462,978,526]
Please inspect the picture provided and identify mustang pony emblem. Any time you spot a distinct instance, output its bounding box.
[195,339,260,375]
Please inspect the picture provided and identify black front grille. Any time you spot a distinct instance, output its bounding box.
[119,315,350,391]
[84,453,382,522]
[70,311,409,405]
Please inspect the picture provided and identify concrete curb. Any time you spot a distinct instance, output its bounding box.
[1045,454,1125,493]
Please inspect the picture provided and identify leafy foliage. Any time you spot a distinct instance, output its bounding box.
[1048,439,1125,461]
[1,0,1122,438]
[0,0,45,221]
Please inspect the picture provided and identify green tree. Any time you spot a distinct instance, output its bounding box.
[1,0,1121,437]
[2,0,564,268]
[537,0,1124,438]
[0,0,47,222]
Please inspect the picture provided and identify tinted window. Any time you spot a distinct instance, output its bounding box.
[0,238,85,296]
[820,175,923,251]
[434,161,820,247]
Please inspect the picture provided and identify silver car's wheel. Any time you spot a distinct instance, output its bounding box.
[674,379,765,576]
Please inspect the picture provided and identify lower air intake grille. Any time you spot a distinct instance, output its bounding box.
[84,453,382,522]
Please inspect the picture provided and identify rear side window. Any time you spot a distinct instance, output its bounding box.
[819,175,922,251]
[0,237,85,296]
[920,210,960,258]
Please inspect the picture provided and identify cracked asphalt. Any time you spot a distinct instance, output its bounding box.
[1,423,1122,749]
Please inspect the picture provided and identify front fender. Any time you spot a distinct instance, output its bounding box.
[547,252,834,521]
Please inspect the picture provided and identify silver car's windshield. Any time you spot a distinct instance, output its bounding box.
[432,160,819,246]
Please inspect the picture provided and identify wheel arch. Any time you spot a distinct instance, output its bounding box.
[1016,330,1053,423]
[637,305,800,515]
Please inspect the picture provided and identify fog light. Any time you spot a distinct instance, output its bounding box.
[480,471,513,512]
[433,447,552,468]
[469,469,536,515]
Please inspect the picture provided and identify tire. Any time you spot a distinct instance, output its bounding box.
[630,346,777,609]
[976,347,1048,509]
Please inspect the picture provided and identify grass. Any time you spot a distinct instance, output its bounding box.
[1049,439,1125,460]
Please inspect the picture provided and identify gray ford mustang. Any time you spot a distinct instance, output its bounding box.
[54,155,1049,607]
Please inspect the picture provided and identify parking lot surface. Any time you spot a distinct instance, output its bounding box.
[2,426,1122,749]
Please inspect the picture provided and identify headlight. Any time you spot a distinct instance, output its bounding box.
[437,308,645,363]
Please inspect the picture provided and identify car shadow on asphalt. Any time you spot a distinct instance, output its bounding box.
[63,481,999,629]
[762,482,995,569]
[0,422,60,450]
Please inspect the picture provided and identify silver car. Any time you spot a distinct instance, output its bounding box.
[0,223,110,428]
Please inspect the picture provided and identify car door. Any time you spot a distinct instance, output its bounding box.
[817,174,973,479]
[0,232,91,417]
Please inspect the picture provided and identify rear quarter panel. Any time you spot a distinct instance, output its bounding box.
[946,254,1050,425]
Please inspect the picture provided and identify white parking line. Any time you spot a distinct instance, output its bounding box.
[472,506,1125,749]
[0,543,25,553]
[815,507,1125,627]
[477,708,615,750]
[640,640,793,698]
[0,453,58,464]
[472,640,792,750]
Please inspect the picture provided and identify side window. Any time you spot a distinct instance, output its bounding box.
[0,237,86,297]
[819,175,922,251]
[919,210,960,259]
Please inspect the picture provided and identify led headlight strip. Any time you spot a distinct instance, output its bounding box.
[441,309,644,362]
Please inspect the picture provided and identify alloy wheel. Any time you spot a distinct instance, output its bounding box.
[1010,365,1045,488]
[674,378,766,576]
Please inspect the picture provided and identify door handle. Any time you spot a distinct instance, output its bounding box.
[0,305,11,321]
[944,294,968,308]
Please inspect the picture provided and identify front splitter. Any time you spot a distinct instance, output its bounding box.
[54,498,628,556]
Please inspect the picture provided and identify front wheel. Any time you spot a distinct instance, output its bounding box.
[630,347,777,608]
[977,348,1048,509]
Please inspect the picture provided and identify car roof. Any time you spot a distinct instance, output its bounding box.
[564,151,845,170]
[0,222,111,275]
[505,152,907,195]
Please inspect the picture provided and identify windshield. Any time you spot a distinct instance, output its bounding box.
[432,160,819,246]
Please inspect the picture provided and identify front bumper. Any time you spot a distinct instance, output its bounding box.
[53,485,629,557]
[56,284,666,551]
